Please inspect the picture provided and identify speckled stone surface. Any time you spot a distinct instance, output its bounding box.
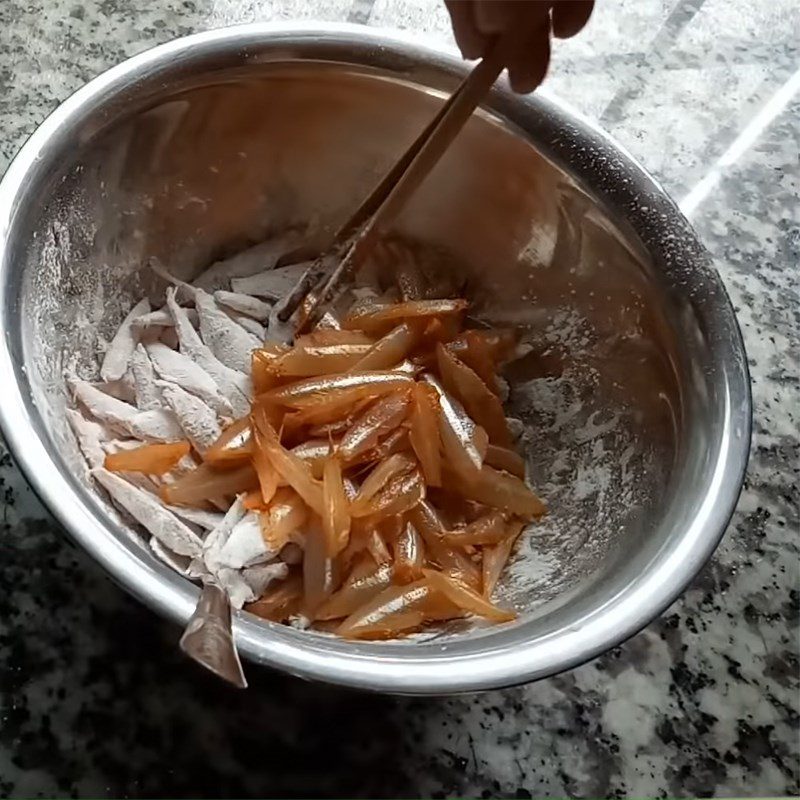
[0,1,798,797]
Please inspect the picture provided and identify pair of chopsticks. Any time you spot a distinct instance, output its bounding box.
[294,36,509,332]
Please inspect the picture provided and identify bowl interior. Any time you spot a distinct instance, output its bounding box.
[0,28,746,690]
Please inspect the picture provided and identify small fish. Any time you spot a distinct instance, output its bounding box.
[146,341,232,417]
[129,344,162,411]
[214,568,253,609]
[149,536,205,579]
[100,298,150,382]
[66,408,108,469]
[423,373,485,471]
[100,438,183,494]
[194,289,261,373]
[217,562,288,609]
[101,438,149,453]
[93,468,203,558]
[127,408,186,442]
[214,290,272,321]
[263,370,413,409]
[165,289,251,415]
[159,382,222,453]
[71,379,137,430]
[90,377,137,404]
[243,562,288,598]
[263,262,323,344]
[231,261,313,301]
[226,313,266,340]
[192,231,304,290]
[202,494,246,574]
[339,391,410,460]
[216,511,277,569]
[167,505,226,532]
[132,307,199,330]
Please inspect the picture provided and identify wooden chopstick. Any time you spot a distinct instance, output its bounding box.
[334,72,472,243]
[298,39,507,331]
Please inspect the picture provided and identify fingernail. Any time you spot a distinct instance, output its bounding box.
[510,74,539,94]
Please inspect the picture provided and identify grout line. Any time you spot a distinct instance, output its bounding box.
[598,0,708,125]
[347,0,377,25]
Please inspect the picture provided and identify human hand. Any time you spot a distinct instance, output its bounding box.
[444,0,594,93]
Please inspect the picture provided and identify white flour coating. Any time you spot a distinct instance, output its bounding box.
[194,288,261,372]
[28,181,675,638]
[159,382,223,453]
[227,313,267,340]
[93,468,204,559]
[99,297,151,382]
[146,341,232,416]
[214,290,272,321]
[129,344,161,411]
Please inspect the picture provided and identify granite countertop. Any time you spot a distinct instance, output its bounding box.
[0,0,798,797]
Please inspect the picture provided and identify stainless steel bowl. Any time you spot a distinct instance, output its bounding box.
[0,23,750,694]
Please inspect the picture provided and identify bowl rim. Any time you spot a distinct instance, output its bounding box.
[0,22,751,694]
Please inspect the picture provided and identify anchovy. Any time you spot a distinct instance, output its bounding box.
[242,562,288,600]
[71,379,137,430]
[165,288,252,415]
[216,511,276,569]
[102,438,148,453]
[192,231,304,290]
[231,261,313,301]
[73,366,184,443]
[93,468,203,558]
[226,313,266,340]
[423,373,484,470]
[132,307,199,330]
[146,341,232,417]
[217,562,288,609]
[66,408,108,469]
[90,377,136,404]
[263,370,413,408]
[129,344,162,411]
[127,408,186,442]
[96,438,164,493]
[149,536,205,579]
[167,505,226,532]
[339,391,410,460]
[100,298,150,382]
[214,290,272,321]
[194,289,261,373]
[202,494,246,575]
[159,382,222,453]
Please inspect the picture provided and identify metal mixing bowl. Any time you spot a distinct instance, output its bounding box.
[0,23,750,693]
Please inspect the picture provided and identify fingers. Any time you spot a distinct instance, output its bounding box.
[446,1,588,94]
[473,0,552,93]
[445,0,487,60]
[505,20,551,94]
[473,0,518,35]
[551,0,594,38]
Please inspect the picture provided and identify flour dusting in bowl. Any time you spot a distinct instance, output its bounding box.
[64,234,558,639]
